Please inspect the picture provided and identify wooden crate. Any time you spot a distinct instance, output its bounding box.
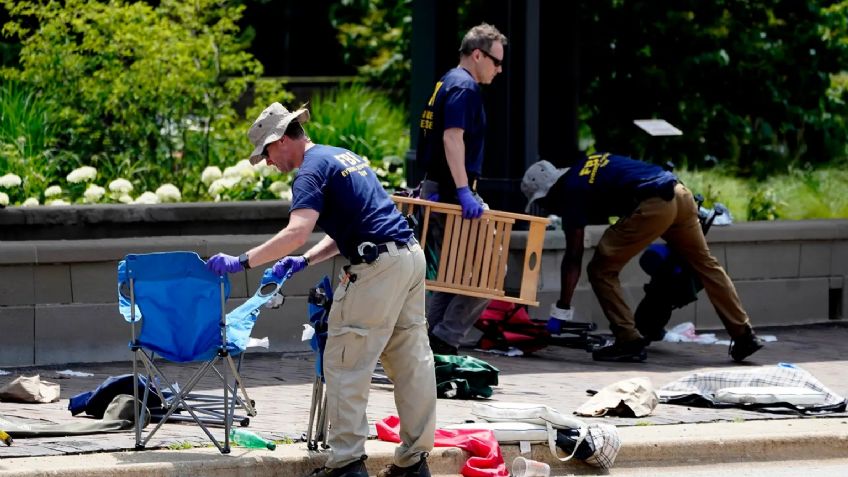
[392,196,549,306]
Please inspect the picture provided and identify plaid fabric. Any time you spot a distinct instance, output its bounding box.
[658,364,845,408]
[583,423,621,469]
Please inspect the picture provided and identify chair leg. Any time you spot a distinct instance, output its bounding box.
[133,350,142,449]
[139,355,228,453]
[319,390,329,449]
[131,352,256,454]
[224,354,256,416]
[222,353,231,453]
[306,376,321,450]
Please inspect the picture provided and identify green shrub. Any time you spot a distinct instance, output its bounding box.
[0,0,279,200]
[307,83,409,191]
[676,169,750,221]
[747,187,784,221]
[677,165,848,222]
[763,164,848,220]
[0,80,55,203]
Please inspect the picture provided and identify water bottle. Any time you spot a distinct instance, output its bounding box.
[229,428,276,450]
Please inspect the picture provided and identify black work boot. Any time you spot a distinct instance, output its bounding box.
[592,338,647,362]
[428,333,458,356]
[377,453,430,477]
[729,330,765,362]
[306,456,369,477]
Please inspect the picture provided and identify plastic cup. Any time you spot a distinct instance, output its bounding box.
[512,456,551,477]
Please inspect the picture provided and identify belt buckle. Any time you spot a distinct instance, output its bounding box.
[357,241,379,264]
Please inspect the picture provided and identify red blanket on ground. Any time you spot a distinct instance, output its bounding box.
[376,415,508,477]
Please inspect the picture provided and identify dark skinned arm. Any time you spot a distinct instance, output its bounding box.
[558,225,585,308]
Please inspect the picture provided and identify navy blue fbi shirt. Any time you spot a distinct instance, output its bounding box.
[290,144,413,259]
[538,153,678,229]
[417,67,486,188]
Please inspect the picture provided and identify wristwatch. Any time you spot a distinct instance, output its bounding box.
[238,253,251,270]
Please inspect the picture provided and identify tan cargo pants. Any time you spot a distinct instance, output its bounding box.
[587,183,752,343]
[323,242,436,469]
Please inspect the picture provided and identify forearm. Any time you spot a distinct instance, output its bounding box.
[302,235,339,265]
[443,129,468,188]
[559,257,581,307]
[559,228,585,307]
[245,227,309,268]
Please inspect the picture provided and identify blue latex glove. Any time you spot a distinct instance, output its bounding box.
[456,186,484,219]
[272,255,308,278]
[206,253,243,274]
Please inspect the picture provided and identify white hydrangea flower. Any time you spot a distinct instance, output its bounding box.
[66,166,97,183]
[278,189,293,201]
[22,197,40,207]
[45,185,63,197]
[83,184,106,203]
[155,184,182,202]
[0,173,22,188]
[134,191,160,204]
[255,162,277,178]
[46,199,70,206]
[108,178,134,194]
[208,177,239,196]
[201,166,223,185]
[224,160,256,180]
[268,181,290,194]
[0,192,8,206]
[118,194,133,204]
[374,167,388,178]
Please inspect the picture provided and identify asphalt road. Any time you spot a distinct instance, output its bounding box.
[605,458,848,477]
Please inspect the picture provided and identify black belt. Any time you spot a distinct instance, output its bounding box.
[349,239,417,265]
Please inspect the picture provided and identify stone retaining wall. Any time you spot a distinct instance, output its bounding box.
[1,216,845,366]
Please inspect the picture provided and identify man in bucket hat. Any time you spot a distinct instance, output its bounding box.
[521,155,764,363]
[207,103,436,477]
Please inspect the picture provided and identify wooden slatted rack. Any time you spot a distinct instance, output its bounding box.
[391,196,549,306]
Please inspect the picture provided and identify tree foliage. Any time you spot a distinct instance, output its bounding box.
[329,0,413,102]
[0,0,284,195]
[330,1,848,177]
[578,0,848,176]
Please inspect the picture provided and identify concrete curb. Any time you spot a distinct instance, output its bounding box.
[1,419,846,476]
[612,418,848,467]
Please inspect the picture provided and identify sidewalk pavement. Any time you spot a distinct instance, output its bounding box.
[1,322,847,475]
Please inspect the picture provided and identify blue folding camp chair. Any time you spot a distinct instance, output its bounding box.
[117,251,286,453]
[305,275,332,451]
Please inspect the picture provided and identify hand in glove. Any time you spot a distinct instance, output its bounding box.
[456,186,484,219]
[206,253,243,275]
[272,255,309,278]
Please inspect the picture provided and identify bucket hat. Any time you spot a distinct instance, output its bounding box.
[247,102,310,164]
[520,160,568,212]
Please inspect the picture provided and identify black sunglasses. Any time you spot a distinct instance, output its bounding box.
[479,49,503,68]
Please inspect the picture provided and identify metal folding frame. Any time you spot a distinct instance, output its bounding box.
[305,279,332,451]
[125,269,256,454]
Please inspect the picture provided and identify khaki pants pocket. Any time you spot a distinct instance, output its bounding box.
[325,327,368,371]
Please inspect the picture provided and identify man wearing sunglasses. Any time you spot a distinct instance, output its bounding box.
[416,23,507,355]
